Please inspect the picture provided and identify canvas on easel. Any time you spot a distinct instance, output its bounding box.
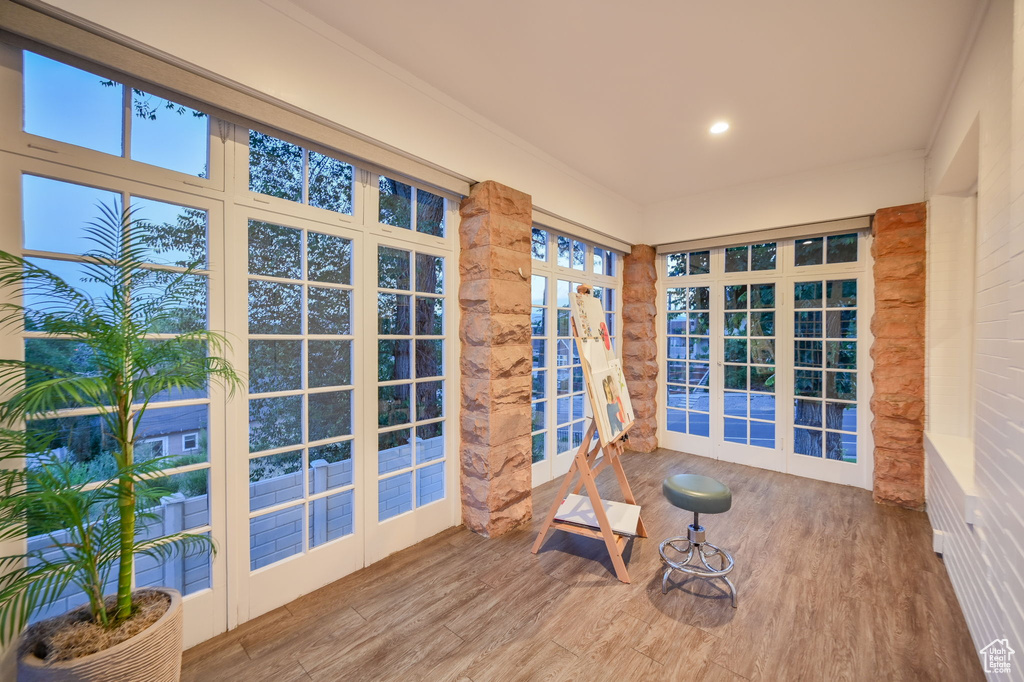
[569,291,634,446]
[532,285,647,583]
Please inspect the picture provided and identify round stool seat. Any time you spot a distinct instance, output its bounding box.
[662,474,732,514]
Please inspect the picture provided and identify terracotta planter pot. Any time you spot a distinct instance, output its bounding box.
[17,588,184,682]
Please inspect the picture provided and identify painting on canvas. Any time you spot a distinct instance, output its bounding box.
[569,288,634,446]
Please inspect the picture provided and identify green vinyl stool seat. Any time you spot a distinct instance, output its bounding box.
[659,474,737,608]
[662,474,732,515]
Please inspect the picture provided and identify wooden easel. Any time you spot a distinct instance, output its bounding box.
[531,301,648,583]
[530,420,648,582]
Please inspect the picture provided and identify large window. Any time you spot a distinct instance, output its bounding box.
[660,233,869,488]
[3,44,459,634]
[20,174,215,621]
[530,227,621,486]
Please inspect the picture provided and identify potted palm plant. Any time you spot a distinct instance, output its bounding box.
[0,203,241,681]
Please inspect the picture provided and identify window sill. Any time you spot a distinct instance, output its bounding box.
[925,431,979,525]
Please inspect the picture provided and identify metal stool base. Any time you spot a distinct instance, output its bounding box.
[659,523,737,608]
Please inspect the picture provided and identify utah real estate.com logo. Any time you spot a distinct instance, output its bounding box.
[980,638,1015,675]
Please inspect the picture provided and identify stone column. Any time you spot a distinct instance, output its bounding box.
[870,202,927,510]
[622,244,659,452]
[458,181,533,537]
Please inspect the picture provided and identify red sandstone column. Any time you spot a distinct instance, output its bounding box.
[458,181,533,536]
[870,202,927,510]
[622,245,659,452]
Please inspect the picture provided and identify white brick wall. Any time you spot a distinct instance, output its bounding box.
[926,1,1024,678]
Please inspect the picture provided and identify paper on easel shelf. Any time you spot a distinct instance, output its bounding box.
[554,493,642,537]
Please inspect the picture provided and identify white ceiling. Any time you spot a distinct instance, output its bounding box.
[291,0,980,206]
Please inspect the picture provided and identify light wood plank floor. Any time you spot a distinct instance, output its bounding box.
[182,448,983,681]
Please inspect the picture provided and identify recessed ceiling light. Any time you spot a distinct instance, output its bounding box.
[709,121,730,134]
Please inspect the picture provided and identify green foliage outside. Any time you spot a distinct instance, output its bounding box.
[0,203,242,643]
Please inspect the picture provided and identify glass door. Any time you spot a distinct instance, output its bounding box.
[660,234,871,490]
[716,281,784,470]
[788,277,864,485]
[364,236,456,564]
[242,210,363,619]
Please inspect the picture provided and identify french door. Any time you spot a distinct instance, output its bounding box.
[233,214,458,622]
[235,207,365,619]
[660,235,872,489]
[365,234,457,564]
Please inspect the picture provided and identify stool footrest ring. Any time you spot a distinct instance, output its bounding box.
[659,536,737,608]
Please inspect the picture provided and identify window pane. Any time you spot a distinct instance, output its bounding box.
[308,151,353,215]
[378,384,411,427]
[309,390,352,441]
[532,275,547,305]
[416,189,445,237]
[725,246,747,272]
[667,253,686,277]
[250,506,303,570]
[532,228,548,261]
[249,395,302,452]
[309,340,352,388]
[378,340,411,381]
[249,340,301,393]
[378,429,412,474]
[249,130,302,202]
[249,451,303,512]
[572,240,585,269]
[309,441,354,490]
[307,287,351,335]
[379,294,411,335]
[827,234,858,263]
[379,176,412,228]
[416,340,444,378]
[532,432,546,463]
[416,381,444,421]
[379,472,412,521]
[826,279,857,308]
[249,280,301,334]
[307,232,352,284]
[417,422,445,464]
[415,297,443,335]
[689,251,710,275]
[24,52,123,156]
[131,91,209,177]
[794,282,823,308]
[248,220,301,279]
[795,237,824,266]
[750,243,776,271]
[309,489,354,547]
[557,236,571,267]
[22,175,120,257]
[415,254,444,294]
[417,462,445,507]
[378,247,411,290]
[132,197,208,268]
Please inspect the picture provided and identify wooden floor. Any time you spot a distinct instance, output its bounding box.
[182,449,983,681]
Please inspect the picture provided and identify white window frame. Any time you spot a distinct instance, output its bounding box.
[657,232,874,490]
[0,39,463,646]
[529,226,623,487]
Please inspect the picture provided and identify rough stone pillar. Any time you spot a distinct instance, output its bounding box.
[870,202,927,510]
[622,244,659,452]
[458,181,533,537]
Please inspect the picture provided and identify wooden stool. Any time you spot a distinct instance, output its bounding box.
[659,474,737,608]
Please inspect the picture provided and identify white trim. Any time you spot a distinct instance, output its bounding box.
[532,206,631,253]
[655,215,872,255]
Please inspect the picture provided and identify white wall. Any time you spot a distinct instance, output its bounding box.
[36,0,642,242]
[643,150,924,245]
[925,1,1024,677]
